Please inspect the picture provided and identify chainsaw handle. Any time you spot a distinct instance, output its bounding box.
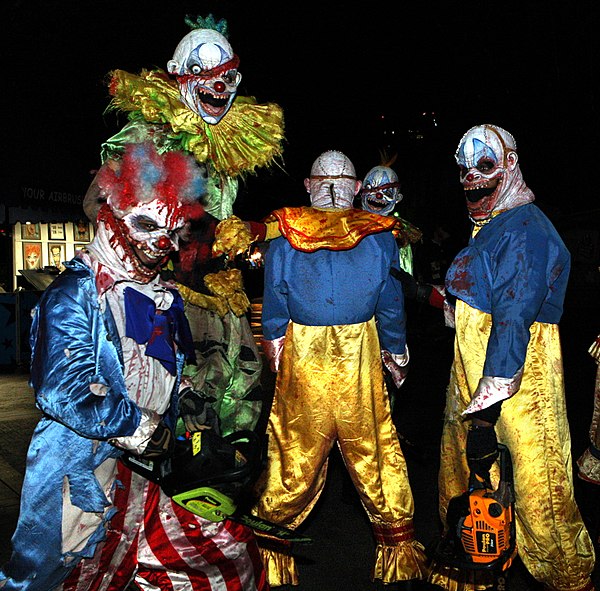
[468,443,512,492]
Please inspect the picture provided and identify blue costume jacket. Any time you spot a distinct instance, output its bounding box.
[0,258,183,590]
[445,203,570,380]
[263,230,406,355]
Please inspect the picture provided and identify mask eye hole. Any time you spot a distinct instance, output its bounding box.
[222,70,238,84]
[190,64,203,75]
[476,159,496,173]
[135,217,159,232]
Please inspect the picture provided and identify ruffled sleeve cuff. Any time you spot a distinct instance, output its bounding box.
[462,368,523,416]
[109,408,161,455]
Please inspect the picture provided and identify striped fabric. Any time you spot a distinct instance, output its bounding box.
[61,462,269,591]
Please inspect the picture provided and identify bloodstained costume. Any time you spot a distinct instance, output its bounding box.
[86,15,284,437]
[251,151,428,587]
[0,144,269,591]
[428,125,596,591]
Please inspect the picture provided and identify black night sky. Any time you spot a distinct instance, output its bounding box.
[3,0,599,231]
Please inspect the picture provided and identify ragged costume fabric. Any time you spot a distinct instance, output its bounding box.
[251,207,429,586]
[0,253,268,591]
[429,204,596,591]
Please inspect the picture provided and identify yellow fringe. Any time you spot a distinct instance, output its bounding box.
[258,547,299,587]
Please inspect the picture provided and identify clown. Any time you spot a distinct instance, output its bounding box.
[0,144,272,591]
[85,14,285,438]
[359,157,422,274]
[251,150,428,587]
[427,124,596,591]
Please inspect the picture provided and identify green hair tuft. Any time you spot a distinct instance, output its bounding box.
[184,14,229,38]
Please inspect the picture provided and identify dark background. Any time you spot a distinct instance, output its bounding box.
[4,0,598,228]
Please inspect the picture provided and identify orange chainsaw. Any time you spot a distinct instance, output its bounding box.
[432,443,517,575]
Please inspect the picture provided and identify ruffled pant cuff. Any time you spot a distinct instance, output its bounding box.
[372,538,430,582]
[258,546,299,587]
[427,559,495,591]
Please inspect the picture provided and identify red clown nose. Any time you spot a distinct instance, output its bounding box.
[157,236,172,250]
[214,81,226,93]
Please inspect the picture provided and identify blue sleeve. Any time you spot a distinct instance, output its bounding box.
[375,233,407,354]
[30,276,142,440]
[262,238,291,340]
[484,226,555,377]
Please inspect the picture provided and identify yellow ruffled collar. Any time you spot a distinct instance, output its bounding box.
[107,69,285,177]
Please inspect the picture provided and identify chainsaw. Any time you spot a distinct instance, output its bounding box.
[121,429,312,544]
[432,443,517,579]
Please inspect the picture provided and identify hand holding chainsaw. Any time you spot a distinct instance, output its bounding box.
[465,400,503,486]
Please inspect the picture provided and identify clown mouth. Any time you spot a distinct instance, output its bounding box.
[365,195,389,211]
[132,243,170,269]
[464,185,496,203]
[197,89,230,116]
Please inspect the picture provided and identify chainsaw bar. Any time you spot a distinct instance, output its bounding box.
[232,512,312,543]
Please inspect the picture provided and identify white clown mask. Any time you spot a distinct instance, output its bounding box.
[455,124,534,223]
[167,28,242,125]
[304,150,362,209]
[360,166,403,216]
[91,144,205,282]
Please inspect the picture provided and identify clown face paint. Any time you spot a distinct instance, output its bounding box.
[455,124,522,223]
[360,166,402,216]
[304,150,361,209]
[118,200,186,272]
[167,29,241,124]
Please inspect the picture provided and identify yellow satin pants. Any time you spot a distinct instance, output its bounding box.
[252,319,428,586]
[430,301,596,591]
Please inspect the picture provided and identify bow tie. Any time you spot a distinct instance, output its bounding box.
[124,286,195,375]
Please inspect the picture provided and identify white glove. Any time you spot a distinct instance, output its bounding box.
[381,347,410,389]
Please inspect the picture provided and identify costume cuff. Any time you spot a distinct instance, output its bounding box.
[261,336,286,372]
[372,520,429,582]
[429,286,446,310]
[443,300,455,328]
[577,445,600,485]
[264,219,282,241]
[381,347,409,389]
[109,408,161,455]
[462,368,523,416]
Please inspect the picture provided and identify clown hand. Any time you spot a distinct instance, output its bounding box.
[178,387,220,434]
[466,424,498,487]
[381,348,409,388]
[213,215,253,259]
[140,421,174,459]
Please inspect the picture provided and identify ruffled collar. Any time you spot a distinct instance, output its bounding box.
[107,69,285,178]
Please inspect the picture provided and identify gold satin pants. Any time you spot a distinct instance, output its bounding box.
[252,319,427,586]
[431,301,595,591]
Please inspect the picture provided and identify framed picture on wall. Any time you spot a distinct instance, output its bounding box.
[74,220,91,242]
[21,223,41,240]
[49,222,66,240]
[48,243,66,271]
[74,244,88,254]
[22,242,42,270]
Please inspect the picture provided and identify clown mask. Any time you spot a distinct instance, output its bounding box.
[360,166,402,216]
[304,150,361,210]
[118,200,185,269]
[93,143,206,282]
[167,28,241,125]
[455,124,524,223]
